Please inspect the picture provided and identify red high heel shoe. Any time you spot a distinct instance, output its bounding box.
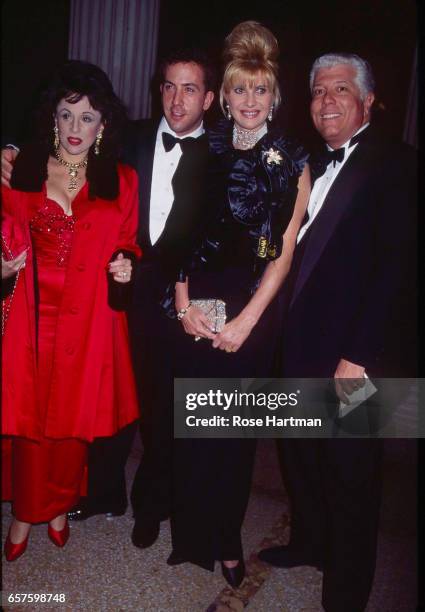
[4,531,29,562]
[48,520,70,547]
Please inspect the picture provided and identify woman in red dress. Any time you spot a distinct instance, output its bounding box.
[1,61,141,561]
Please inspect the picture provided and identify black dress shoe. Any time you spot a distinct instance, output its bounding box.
[221,559,245,588]
[67,504,126,521]
[166,551,186,566]
[131,518,160,549]
[258,545,323,569]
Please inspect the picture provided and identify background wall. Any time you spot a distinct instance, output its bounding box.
[1,0,417,148]
[157,0,417,148]
[1,0,70,143]
[68,0,160,119]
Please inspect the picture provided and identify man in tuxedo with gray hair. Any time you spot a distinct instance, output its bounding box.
[259,53,417,612]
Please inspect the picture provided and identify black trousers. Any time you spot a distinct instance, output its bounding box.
[128,265,180,522]
[82,423,137,512]
[171,438,257,569]
[129,318,176,521]
[278,438,382,612]
[170,268,281,567]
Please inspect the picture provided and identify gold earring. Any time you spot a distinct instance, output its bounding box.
[226,105,232,121]
[94,129,103,156]
[54,123,59,150]
[268,105,274,121]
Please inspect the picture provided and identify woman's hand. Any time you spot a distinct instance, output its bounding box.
[108,252,132,283]
[1,248,27,279]
[1,147,18,188]
[212,313,257,353]
[179,305,216,341]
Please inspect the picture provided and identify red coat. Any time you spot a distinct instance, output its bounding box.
[2,196,38,440]
[2,163,141,442]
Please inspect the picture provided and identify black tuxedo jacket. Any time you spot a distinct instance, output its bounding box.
[122,119,209,308]
[282,126,417,377]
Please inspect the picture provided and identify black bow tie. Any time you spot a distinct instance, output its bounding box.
[162,132,196,153]
[324,147,345,166]
[324,130,367,167]
[313,129,367,181]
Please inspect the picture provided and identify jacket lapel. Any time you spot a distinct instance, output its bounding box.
[122,120,157,249]
[290,139,374,308]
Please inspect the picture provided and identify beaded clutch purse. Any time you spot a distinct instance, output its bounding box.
[190,299,227,333]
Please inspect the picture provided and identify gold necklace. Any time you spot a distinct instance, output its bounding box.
[55,148,88,191]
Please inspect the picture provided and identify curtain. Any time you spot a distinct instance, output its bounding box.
[403,45,417,148]
[69,0,160,119]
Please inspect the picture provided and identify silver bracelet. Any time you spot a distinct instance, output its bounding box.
[177,303,192,321]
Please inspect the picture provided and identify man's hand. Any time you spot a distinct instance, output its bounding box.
[334,358,366,404]
[1,147,18,188]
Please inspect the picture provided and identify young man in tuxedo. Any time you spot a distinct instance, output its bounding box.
[123,49,214,549]
[1,49,215,547]
[258,53,417,612]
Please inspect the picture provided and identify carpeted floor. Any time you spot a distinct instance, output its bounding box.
[1,439,417,611]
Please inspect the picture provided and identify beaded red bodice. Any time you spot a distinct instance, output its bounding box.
[30,199,75,267]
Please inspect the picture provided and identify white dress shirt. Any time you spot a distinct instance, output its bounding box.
[149,117,205,245]
[297,123,369,244]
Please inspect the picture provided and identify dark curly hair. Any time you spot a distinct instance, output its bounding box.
[11,60,128,199]
[37,60,127,156]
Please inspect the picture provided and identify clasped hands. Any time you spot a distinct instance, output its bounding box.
[108,252,132,283]
[179,305,255,353]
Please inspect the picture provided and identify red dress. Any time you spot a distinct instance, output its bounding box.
[2,164,141,522]
[31,198,76,413]
[11,199,87,523]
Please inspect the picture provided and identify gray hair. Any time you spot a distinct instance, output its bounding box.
[309,53,375,99]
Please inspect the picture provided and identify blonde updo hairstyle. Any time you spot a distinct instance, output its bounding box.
[220,21,281,117]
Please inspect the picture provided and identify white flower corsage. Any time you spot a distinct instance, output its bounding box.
[264,148,283,165]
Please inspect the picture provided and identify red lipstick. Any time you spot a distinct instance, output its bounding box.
[67,137,82,145]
